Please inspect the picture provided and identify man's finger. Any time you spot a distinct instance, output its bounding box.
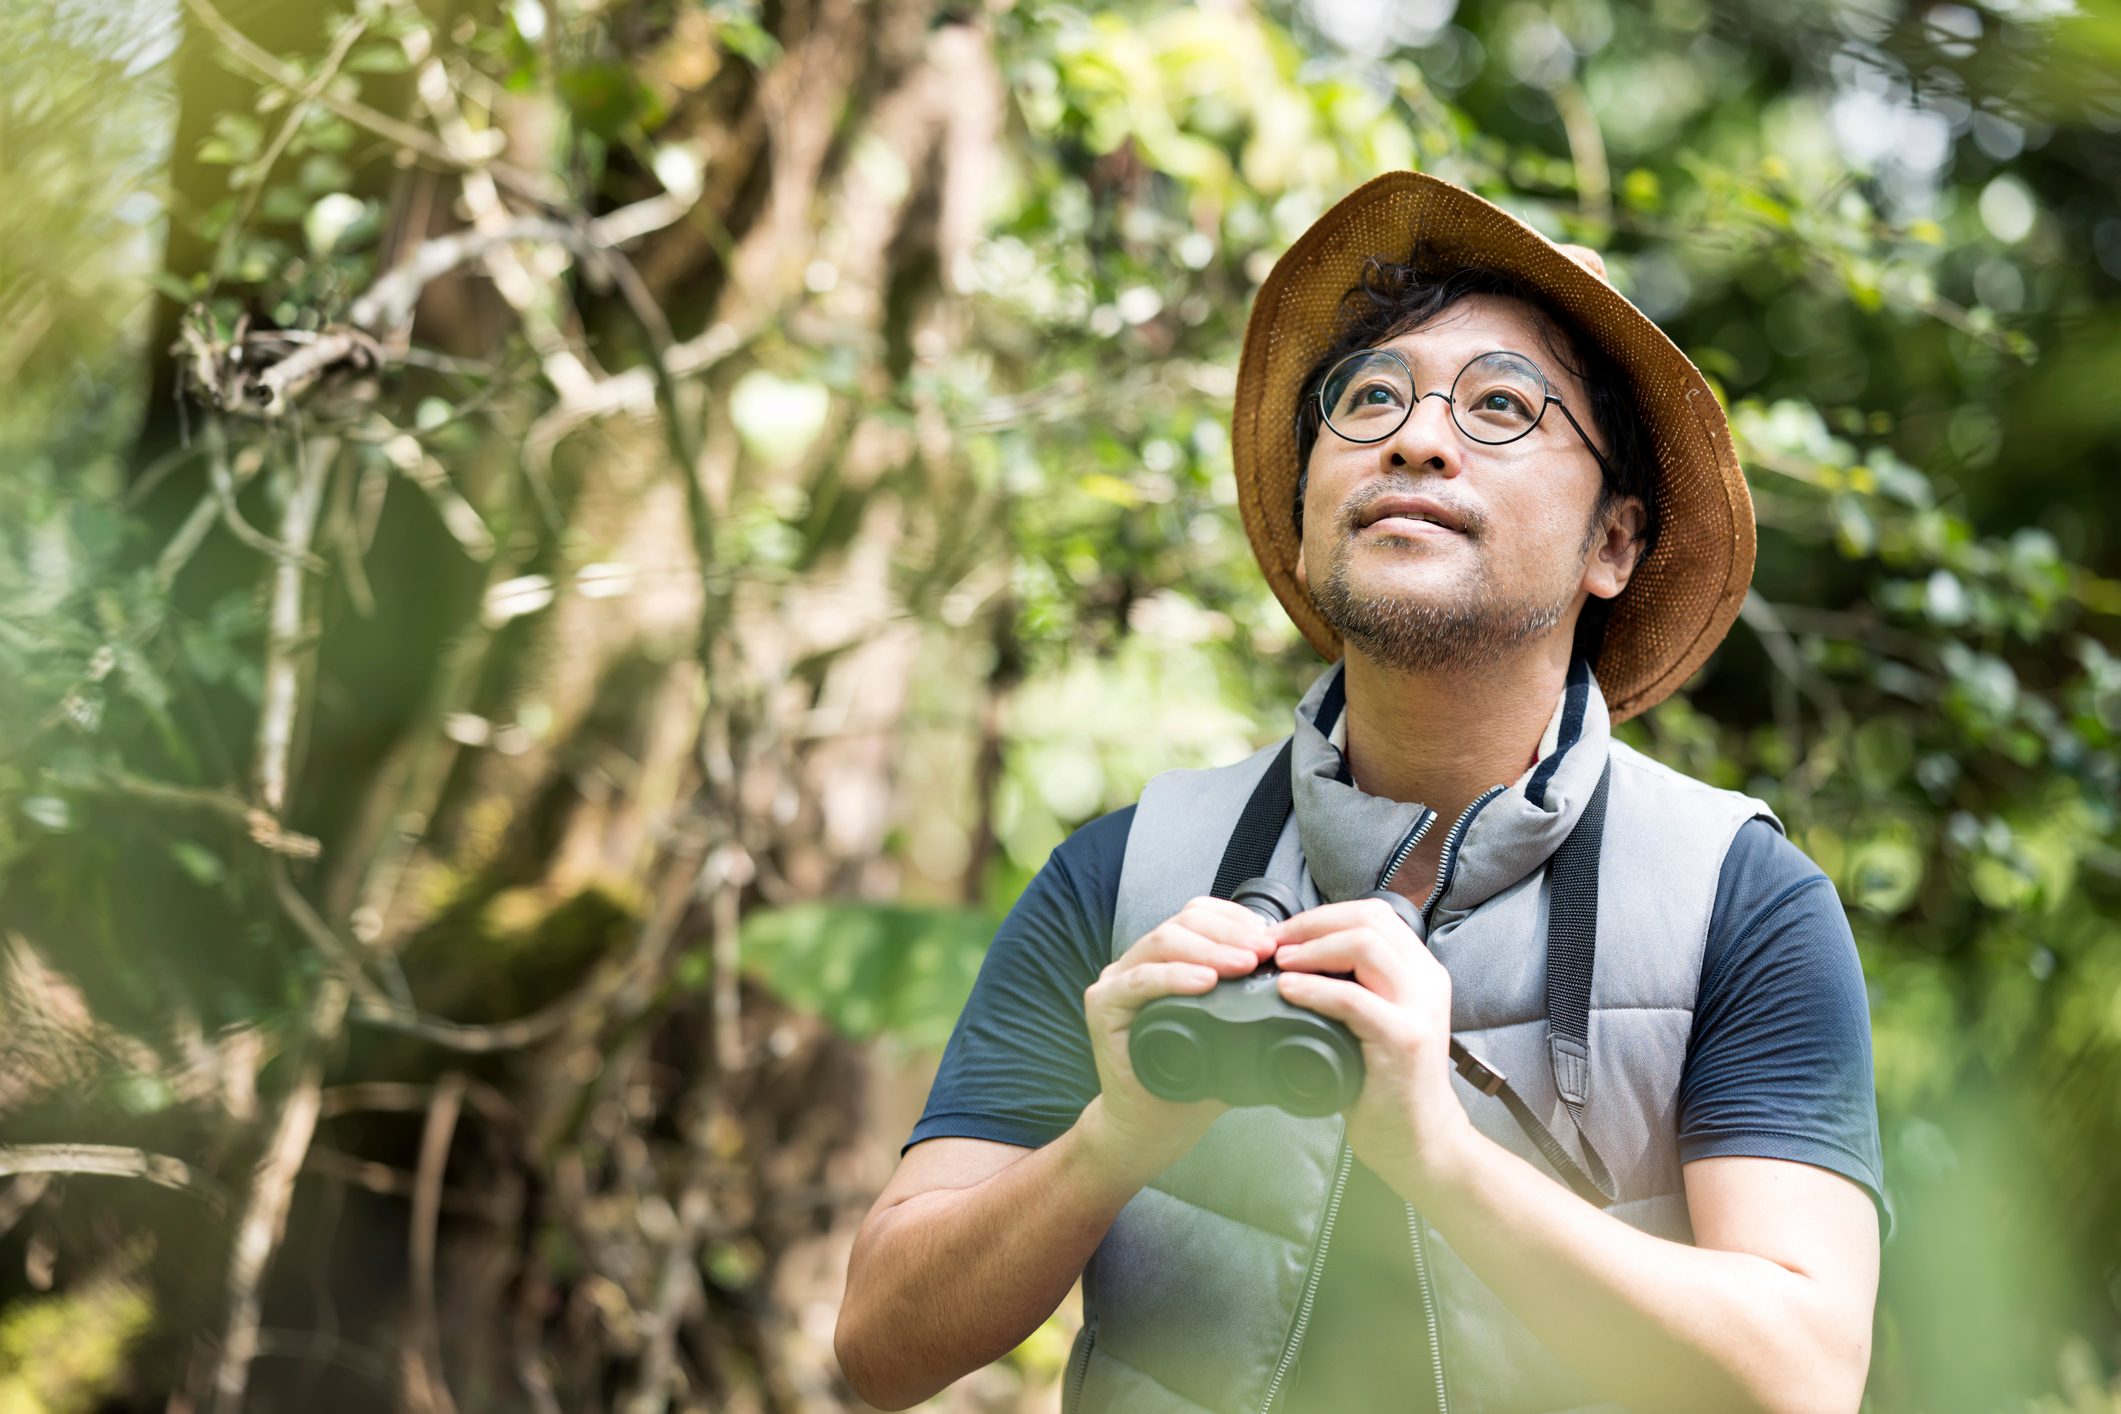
[1273,970,1393,1041]
[1091,961,1218,1017]
[1268,897,1407,944]
[1180,894,1274,926]
[1274,926,1414,1002]
[1121,928,1261,975]
[1172,905,1274,954]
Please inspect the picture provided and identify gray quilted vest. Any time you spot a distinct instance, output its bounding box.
[1061,658,1779,1414]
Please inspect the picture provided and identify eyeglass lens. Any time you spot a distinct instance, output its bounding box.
[1320,350,1551,445]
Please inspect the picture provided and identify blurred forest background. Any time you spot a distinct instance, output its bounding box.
[2,0,2119,1408]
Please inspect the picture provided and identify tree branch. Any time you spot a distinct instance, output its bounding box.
[202,413,327,568]
[178,0,564,206]
[348,830,706,1052]
[406,1073,465,1414]
[206,12,369,295]
[205,976,347,1414]
[252,432,337,816]
[0,1144,228,1210]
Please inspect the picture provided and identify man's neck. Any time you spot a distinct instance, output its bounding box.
[1339,638,1575,828]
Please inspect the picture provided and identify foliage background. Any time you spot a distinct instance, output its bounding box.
[2,0,2119,1408]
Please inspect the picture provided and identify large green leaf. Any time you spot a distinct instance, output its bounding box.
[733,902,997,1049]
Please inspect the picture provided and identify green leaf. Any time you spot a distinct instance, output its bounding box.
[199,112,262,167]
[558,63,666,141]
[260,183,311,223]
[298,152,354,194]
[345,41,412,73]
[734,902,995,1048]
[170,840,227,887]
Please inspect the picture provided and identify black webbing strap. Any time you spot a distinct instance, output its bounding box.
[1211,736,1618,1207]
[1494,1070,1610,1205]
[1540,761,1616,1204]
[1210,738,1296,899]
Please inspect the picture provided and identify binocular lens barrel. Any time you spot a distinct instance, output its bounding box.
[1230,877,1301,924]
[1125,877,1363,1117]
[1131,1017,1211,1100]
[1266,1034,1349,1115]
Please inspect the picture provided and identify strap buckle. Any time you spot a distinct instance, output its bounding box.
[1448,1039,1507,1097]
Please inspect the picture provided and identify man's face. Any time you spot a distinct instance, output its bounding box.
[1294,292,1643,675]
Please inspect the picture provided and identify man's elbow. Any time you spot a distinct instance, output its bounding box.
[1753,1363,1866,1414]
[1793,1343,1870,1414]
[1748,1304,1871,1414]
[835,1287,887,1407]
[834,1283,938,1411]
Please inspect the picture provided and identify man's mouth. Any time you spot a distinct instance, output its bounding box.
[1354,494,1469,538]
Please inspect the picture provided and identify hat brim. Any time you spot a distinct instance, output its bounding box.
[1231,171,1756,724]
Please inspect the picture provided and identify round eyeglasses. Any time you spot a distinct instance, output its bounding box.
[1317,347,1614,480]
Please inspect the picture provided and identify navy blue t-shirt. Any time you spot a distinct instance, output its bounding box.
[904,799,1892,1406]
[907,807,1888,1217]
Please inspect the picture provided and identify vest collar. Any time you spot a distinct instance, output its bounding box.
[1288,655,1612,919]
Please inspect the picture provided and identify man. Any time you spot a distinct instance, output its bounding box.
[835,172,1890,1413]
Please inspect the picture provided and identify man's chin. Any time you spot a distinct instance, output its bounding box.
[1324,558,1468,608]
[1316,587,1478,637]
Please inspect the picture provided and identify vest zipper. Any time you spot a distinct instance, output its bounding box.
[1065,1310,1097,1413]
[1419,785,1507,929]
[1404,1202,1451,1414]
[1258,1132,1353,1414]
[1367,784,1499,1414]
[1374,807,1437,891]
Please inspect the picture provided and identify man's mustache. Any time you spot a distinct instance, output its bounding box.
[1338,484,1485,540]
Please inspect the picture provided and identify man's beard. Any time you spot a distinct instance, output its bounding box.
[1312,529,1580,675]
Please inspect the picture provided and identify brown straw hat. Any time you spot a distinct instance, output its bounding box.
[1231,170,1756,724]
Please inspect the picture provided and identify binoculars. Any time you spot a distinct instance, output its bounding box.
[1126,877,1366,1118]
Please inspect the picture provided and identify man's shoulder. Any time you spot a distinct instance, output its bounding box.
[1051,801,1136,881]
[1703,816,1849,968]
[1717,815,1833,905]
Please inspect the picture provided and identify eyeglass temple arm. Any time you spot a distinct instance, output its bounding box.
[1548,396,1616,482]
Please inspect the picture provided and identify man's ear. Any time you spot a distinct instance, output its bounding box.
[1584,496,1646,601]
[1294,536,1307,593]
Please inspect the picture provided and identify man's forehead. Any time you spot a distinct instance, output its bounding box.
[1376,293,1581,385]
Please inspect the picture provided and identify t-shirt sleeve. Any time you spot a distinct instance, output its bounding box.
[901,804,1135,1156]
[1678,818,1895,1240]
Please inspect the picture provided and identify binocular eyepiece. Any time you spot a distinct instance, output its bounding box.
[1126,877,1366,1118]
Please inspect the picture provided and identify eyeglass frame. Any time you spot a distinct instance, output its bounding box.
[1315,345,1616,483]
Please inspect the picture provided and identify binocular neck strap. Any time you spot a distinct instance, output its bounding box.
[1210,736,1297,900]
[1210,735,1618,1207]
[1541,762,1616,1203]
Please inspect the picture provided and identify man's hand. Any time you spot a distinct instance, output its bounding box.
[1268,897,1477,1195]
[1079,895,1276,1184]
[837,895,1274,1410]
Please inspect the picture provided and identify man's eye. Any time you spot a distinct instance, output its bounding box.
[1358,383,1401,405]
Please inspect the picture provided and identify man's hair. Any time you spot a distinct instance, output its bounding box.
[1289,246,1662,663]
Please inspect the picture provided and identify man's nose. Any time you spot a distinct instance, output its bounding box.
[1383,389,1463,477]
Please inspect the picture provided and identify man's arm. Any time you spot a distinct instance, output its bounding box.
[837,893,1276,1408]
[1406,825,1886,1412]
[1268,867,1886,1414]
[1411,1134,1879,1414]
[835,1103,1149,1409]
